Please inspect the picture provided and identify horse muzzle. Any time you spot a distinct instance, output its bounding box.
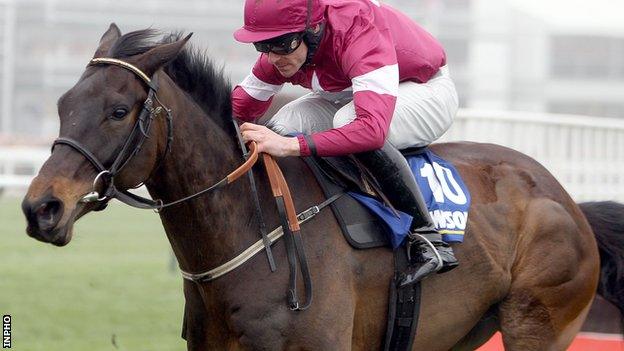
[21,170,95,246]
[22,194,75,246]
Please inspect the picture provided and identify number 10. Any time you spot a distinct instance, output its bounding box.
[420,163,467,205]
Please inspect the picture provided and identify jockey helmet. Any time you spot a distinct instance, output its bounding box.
[234,0,324,43]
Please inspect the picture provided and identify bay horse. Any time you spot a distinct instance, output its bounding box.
[22,24,624,350]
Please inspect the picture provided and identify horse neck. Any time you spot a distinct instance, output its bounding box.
[145,74,257,273]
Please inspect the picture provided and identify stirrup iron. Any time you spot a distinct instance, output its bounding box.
[406,233,444,272]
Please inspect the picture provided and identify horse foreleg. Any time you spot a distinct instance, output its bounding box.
[182,280,215,351]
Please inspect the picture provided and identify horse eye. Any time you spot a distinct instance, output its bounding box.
[111,108,128,120]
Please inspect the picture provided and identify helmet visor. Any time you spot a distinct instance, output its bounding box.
[253,32,304,55]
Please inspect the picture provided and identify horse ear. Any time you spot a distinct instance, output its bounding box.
[134,33,193,77]
[93,23,122,58]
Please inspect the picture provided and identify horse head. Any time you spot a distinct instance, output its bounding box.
[21,24,190,246]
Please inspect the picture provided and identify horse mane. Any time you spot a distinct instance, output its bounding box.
[108,29,236,138]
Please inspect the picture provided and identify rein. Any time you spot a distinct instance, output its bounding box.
[53,57,344,311]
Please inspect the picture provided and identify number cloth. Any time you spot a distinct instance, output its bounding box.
[350,149,471,248]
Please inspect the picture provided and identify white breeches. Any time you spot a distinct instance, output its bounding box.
[265,65,459,149]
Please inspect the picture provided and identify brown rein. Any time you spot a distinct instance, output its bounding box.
[263,153,301,232]
[68,57,325,312]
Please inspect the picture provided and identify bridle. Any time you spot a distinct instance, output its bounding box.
[52,57,258,211]
[52,56,342,311]
[52,58,172,210]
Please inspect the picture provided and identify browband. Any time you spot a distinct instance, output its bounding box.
[89,58,157,90]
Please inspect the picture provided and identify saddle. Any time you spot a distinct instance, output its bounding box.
[302,154,390,248]
[302,146,429,250]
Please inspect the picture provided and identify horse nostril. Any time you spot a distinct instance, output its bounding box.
[31,198,63,230]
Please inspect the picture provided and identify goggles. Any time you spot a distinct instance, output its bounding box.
[254,32,305,55]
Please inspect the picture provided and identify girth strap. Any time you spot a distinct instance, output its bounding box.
[383,250,422,351]
[263,154,313,311]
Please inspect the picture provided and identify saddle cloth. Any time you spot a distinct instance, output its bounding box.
[302,148,471,249]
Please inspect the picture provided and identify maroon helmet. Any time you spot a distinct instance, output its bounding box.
[234,0,324,43]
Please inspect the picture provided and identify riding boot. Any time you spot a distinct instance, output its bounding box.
[355,142,459,287]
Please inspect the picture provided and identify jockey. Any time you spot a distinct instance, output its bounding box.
[232,0,459,286]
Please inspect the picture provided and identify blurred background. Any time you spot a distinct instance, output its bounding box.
[0,0,622,350]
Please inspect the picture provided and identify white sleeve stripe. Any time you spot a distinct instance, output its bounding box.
[351,64,399,96]
[239,72,283,102]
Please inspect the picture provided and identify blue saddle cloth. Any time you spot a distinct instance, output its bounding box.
[349,149,471,248]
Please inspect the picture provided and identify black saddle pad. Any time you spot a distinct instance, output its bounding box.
[302,156,389,249]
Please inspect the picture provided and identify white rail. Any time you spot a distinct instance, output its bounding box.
[441,109,624,202]
[2,110,623,202]
[0,146,49,191]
